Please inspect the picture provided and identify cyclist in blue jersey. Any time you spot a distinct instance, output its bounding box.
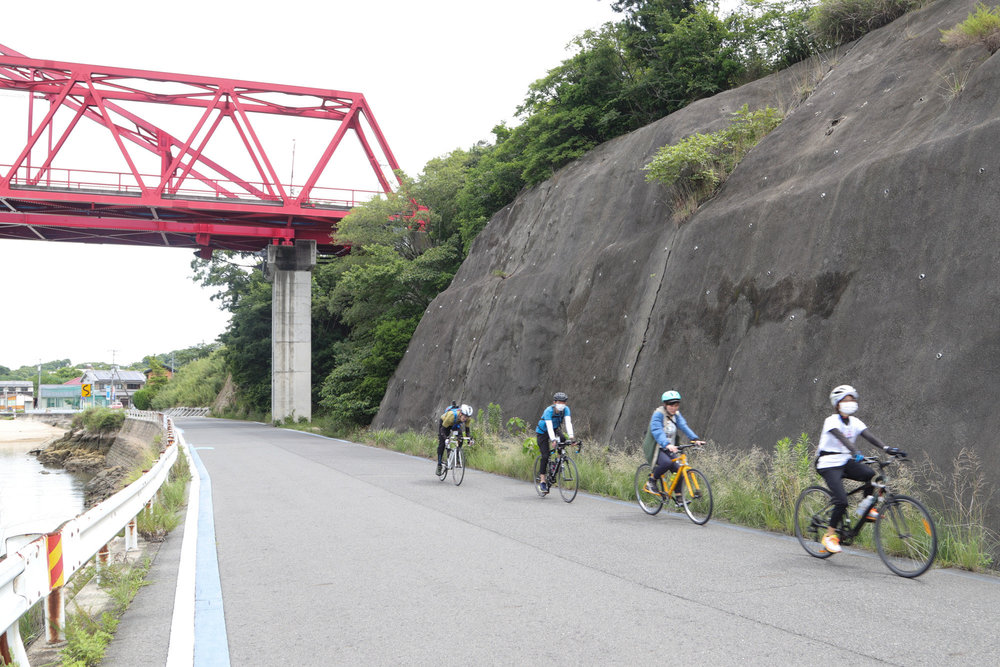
[642,390,705,497]
[437,403,473,476]
[535,392,575,494]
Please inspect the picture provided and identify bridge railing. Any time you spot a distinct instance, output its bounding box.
[2,163,378,209]
[0,414,183,666]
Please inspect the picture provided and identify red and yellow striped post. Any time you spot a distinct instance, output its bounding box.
[45,532,66,643]
[47,533,64,589]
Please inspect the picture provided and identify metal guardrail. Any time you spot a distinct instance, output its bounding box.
[1,413,179,665]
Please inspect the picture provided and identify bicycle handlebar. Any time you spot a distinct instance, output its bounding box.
[557,438,583,453]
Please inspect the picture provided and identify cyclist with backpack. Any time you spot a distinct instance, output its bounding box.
[642,390,705,497]
[535,392,575,494]
[816,385,904,554]
[437,403,473,476]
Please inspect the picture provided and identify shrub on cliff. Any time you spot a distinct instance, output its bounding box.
[808,0,923,47]
[72,407,126,433]
[940,3,1000,54]
[643,104,782,211]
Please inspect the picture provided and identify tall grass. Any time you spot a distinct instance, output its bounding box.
[136,454,190,540]
[354,426,998,572]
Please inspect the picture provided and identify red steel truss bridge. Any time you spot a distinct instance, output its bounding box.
[0,43,403,258]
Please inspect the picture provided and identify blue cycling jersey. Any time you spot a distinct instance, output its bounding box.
[536,405,571,434]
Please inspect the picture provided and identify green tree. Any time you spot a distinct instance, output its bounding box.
[143,357,170,395]
[316,182,461,426]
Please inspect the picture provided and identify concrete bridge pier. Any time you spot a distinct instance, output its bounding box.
[265,240,316,423]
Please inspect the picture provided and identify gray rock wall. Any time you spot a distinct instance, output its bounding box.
[375,0,999,519]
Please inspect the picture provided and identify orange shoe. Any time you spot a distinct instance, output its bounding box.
[821,533,842,554]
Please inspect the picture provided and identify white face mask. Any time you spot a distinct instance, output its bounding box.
[553,404,565,413]
[839,401,858,416]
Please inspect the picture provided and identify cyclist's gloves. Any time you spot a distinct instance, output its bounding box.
[884,446,906,457]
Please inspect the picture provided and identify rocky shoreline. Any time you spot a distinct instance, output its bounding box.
[30,417,165,507]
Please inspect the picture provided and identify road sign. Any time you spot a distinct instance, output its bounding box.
[81,384,92,397]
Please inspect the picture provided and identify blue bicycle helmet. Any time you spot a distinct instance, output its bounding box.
[661,390,681,402]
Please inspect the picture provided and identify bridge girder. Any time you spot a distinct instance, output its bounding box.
[0,43,400,255]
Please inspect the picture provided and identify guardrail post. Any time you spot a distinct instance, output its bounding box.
[2,622,30,666]
[125,510,141,552]
[45,532,66,643]
[96,542,110,584]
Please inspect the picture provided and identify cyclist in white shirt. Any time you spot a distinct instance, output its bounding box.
[816,385,902,553]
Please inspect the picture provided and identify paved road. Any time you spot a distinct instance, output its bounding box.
[107,418,998,665]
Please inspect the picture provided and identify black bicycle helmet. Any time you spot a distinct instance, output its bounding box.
[553,391,568,402]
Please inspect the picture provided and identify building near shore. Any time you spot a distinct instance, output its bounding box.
[79,368,146,408]
[1,380,33,412]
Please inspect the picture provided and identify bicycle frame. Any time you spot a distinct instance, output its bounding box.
[443,435,471,467]
[651,447,705,499]
[547,440,581,477]
[831,458,895,545]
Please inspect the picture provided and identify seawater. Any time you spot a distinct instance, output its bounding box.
[0,433,88,540]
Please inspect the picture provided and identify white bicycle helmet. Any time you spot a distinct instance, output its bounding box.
[829,384,858,407]
[460,404,474,417]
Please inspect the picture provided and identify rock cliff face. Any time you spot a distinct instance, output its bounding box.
[375,0,998,509]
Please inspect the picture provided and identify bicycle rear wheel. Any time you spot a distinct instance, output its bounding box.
[794,486,835,559]
[452,447,465,486]
[634,463,664,515]
[437,449,449,481]
[532,455,547,497]
[875,495,937,578]
[557,456,579,503]
[680,468,713,525]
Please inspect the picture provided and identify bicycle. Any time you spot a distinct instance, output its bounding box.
[634,443,713,524]
[437,435,472,486]
[533,437,582,502]
[794,451,937,578]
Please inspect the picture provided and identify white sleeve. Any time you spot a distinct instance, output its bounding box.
[545,420,557,440]
[564,415,574,439]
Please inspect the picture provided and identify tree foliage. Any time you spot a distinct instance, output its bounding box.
[316,178,462,426]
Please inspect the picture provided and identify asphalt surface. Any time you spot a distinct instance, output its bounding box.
[105,418,999,665]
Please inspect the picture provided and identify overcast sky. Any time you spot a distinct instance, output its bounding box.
[0,0,626,371]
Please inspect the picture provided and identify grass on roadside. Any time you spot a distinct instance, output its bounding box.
[136,450,191,540]
[60,557,151,666]
[353,427,997,573]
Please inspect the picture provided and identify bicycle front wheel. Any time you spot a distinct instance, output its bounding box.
[634,463,664,515]
[532,455,547,497]
[875,495,937,578]
[452,447,465,486]
[437,450,449,482]
[680,468,713,525]
[557,456,579,503]
[795,486,835,559]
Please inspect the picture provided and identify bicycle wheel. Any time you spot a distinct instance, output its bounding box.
[875,495,937,578]
[452,447,465,486]
[532,455,547,497]
[794,486,836,559]
[634,463,664,515]
[437,449,449,481]
[557,456,579,503]
[680,468,713,525]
